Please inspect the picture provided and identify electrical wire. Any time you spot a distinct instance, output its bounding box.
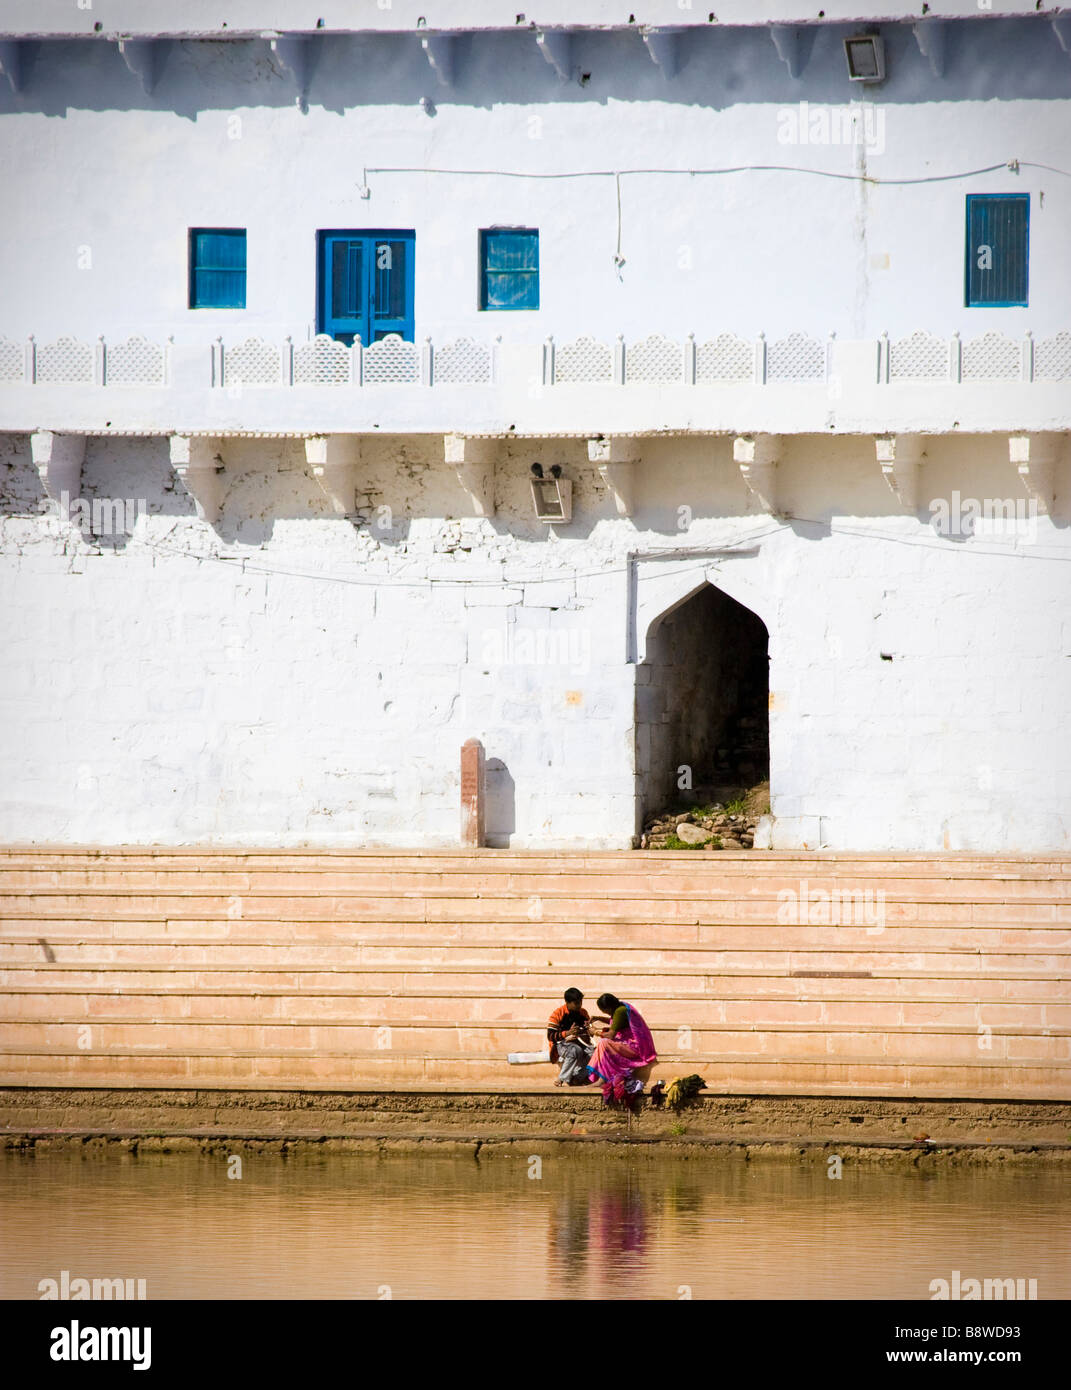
[362,159,1071,188]
[110,508,1071,602]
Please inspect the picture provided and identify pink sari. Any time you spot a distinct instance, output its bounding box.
[587,1003,658,1105]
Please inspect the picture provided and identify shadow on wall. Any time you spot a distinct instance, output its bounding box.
[0,21,1068,121]
[485,757,516,848]
[3,435,1065,550]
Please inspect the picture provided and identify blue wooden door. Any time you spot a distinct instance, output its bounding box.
[318,231,415,344]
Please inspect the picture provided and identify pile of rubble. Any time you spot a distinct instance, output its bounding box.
[640,787,769,850]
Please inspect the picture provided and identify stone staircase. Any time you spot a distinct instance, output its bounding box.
[0,848,1068,1099]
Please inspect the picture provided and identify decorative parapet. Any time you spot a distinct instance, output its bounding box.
[879,329,1050,383]
[883,329,952,382]
[103,334,170,386]
[1033,331,1071,381]
[361,333,421,385]
[292,334,353,385]
[696,333,755,384]
[625,333,687,385]
[546,335,615,385]
[35,335,98,385]
[430,336,497,385]
[765,331,829,383]
[0,337,27,382]
[220,336,284,388]
[961,330,1023,382]
[1,330,1067,395]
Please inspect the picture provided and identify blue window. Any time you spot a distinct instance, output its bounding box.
[189,229,246,309]
[317,231,415,345]
[965,195,1029,308]
[480,229,539,311]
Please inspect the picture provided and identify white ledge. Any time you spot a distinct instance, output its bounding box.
[1,333,1069,440]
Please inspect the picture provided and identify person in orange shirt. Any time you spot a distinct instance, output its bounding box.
[546,988,594,1086]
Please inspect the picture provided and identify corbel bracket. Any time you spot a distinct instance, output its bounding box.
[588,436,639,518]
[268,34,311,108]
[536,30,573,82]
[170,435,226,524]
[770,26,816,79]
[444,434,495,517]
[911,21,947,78]
[641,28,682,80]
[421,34,455,88]
[1009,433,1058,515]
[118,38,171,94]
[733,434,780,515]
[0,40,28,94]
[875,435,922,512]
[305,435,361,515]
[31,432,86,505]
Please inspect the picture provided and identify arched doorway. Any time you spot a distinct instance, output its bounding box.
[635,583,770,825]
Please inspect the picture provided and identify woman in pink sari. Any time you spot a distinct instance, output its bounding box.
[587,993,658,1107]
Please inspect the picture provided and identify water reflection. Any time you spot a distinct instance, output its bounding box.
[2,1151,1068,1301]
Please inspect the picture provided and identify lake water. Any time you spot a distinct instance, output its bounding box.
[2,1150,1068,1301]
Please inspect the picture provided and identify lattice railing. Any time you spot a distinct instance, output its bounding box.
[104,335,168,386]
[961,331,1021,382]
[625,333,685,384]
[0,338,26,383]
[696,333,754,383]
[222,336,283,387]
[765,332,827,382]
[3,330,1068,392]
[886,330,950,381]
[293,334,352,385]
[431,337,494,385]
[362,334,421,385]
[549,335,616,384]
[1033,332,1071,382]
[35,335,96,384]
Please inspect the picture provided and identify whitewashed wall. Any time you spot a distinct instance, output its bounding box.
[1,22,1070,349]
[1,17,1069,852]
[1,431,1068,851]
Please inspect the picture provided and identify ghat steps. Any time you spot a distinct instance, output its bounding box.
[0,848,1068,1099]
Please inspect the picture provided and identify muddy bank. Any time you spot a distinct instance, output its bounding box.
[2,1086,1069,1158]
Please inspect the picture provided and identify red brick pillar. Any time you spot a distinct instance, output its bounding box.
[460,738,486,848]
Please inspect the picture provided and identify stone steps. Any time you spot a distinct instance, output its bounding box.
[5,992,1070,1027]
[2,974,1066,1000]
[1,848,1069,1098]
[1,941,1066,969]
[1,1051,1066,1100]
[3,878,1069,903]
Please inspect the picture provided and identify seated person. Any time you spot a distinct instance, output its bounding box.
[547,988,594,1086]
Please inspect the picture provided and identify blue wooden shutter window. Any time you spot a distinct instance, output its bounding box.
[318,231,415,345]
[190,229,246,309]
[480,229,539,311]
[965,195,1029,308]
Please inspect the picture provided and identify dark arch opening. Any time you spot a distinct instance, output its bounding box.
[635,583,769,828]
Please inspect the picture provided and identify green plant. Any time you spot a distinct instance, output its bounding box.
[723,795,748,817]
[669,1122,687,1136]
[663,834,708,850]
[712,837,723,849]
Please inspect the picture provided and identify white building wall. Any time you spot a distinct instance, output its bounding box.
[1,24,1070,348]
[1,432,1068,851]
[1,16,1069,852]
